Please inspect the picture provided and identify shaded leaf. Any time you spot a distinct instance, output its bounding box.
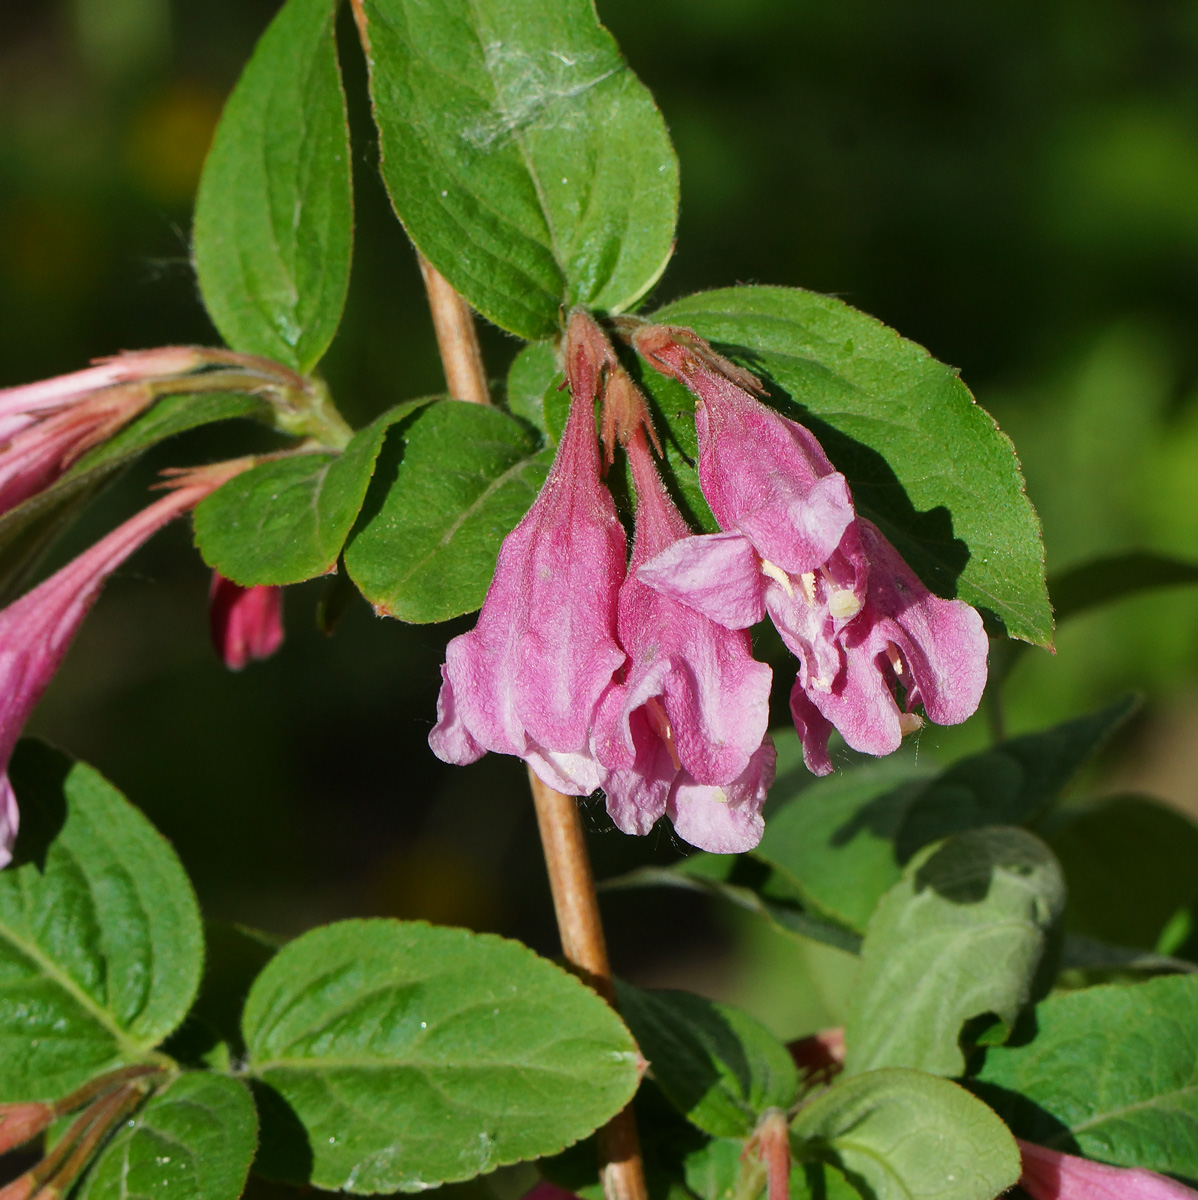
[1050,551,1198,624]
[844,827,1065,1077]
[0,742,202,1100]
[791,1068,1021,1200]
[358,0,678,338]
[647,286,1051,646]
[243,918,641,1192]
[755,698,1135,934]
[194,401,427,586]
[76,1073,257,1200]
[193,0,352,371]
[975,975,1198,1178]
[1047,795,1198,952]
[345,401,552,622]
[615,982,797,1138]
[505,340,560,434]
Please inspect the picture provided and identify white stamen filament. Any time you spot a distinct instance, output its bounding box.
[760,558,794,597]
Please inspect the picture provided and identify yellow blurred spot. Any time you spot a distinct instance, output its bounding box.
[125,83,222,205]
[0,197,102,299]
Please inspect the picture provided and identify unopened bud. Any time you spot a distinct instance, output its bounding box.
[0,1103,52,1154]
[0,1173,36,1200]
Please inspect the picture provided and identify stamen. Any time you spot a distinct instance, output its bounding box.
[799,571,817,603]
[886,643,905,676]
[646,696,682,770]
[898,712,923,736]
[760,559,795,598]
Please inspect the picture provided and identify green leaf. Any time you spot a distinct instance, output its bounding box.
[614,982,797,1138]
[76,1073,257,1200]
[1047,795,1198,952]
[0,742,203,1101]
[647,286,1051,646]
[976,975,1198,1177]
[193,0,352,371]
[844,827,1065,1077]
[345,401,553,622]
[1049,550,1198,623]
[791,1068,1021,1200]
[505,340,560,434]
[242,918,641,1192]
[194,401,427,586]
[0,391,269,606]
[358,0,678,339]
[755,698,1135,935]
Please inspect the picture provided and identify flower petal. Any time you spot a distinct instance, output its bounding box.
[1018,1140,1198,1200]
[667,739,776,852]
[638,530,767,629]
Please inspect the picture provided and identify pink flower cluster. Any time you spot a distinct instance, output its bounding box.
[430,313,988,850]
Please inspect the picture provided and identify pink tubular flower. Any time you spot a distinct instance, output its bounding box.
[428,312,627,795]
[633,324,987,776]
[593,428,775,852]
[0,348,204,515]
[208,573,285,670]
[0,459,252,868]
[1018,1140,1198,1199]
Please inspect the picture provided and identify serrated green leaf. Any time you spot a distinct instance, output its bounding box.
[975,975,1198,1177]
[844,827,1065,1077]
[0,391,268,606]
[0,742,203,1100]
[1048,796,1198,952]
[345,401,553,622]
[505,341,560,434]
[243,918,641,1193]
[647,286,1050,646]
[755,698,1135,935]
[791,1068,1020,1200]
[358,0,678,339]
[193,0,352,371]
[615,982,797,1138]
[194,401,427,585]
[76,1073,257,1200]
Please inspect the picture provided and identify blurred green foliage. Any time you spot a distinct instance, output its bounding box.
[3,0,1198,1038]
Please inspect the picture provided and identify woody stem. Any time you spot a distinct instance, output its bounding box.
[417,256,491,407]
[413,266,646,1200]
[527,769,647,1200]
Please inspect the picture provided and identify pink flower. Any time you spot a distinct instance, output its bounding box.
[633,324,987,776]
[0,459,252,868]
[0,1102,53,1155]
[428,312,627,795]
[0,348,203,515]
[1018,1140,1198,1199]
[208,573,285,670]
[593,428,775,852]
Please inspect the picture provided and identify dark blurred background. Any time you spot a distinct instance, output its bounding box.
[3,0,1198,1037]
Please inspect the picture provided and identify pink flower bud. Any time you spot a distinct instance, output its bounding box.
[208,574,284,671]
[1018,1140,1198,1199]
[0,1101,53,1154]
[0,460,252,867]
[0,348,209,515]
[0,1173,35,1200]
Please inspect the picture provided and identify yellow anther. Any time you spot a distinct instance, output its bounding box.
[828,589,862,620]
[898,712,923,736]
[799,571,817,603]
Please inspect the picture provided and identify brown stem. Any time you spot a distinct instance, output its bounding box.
[527,769,648,1200]
[417,255,491,406]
